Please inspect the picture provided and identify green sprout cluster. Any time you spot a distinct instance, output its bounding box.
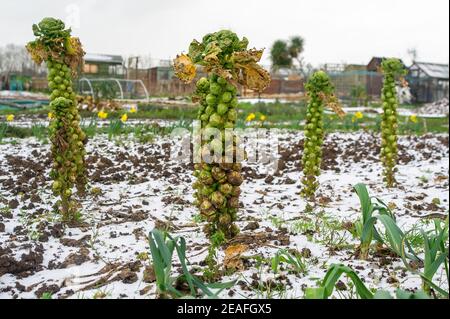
[301,71,343,201]
[174,30,270,241]
[380,58,407,188]
[193,74,242,240]
[27,18,87,221]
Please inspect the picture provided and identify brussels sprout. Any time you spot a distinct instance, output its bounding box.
[227,109,238,122]
[219,183,233,196]
[210,83,222,95]
[224,122,234,129]
[217,103,229,116]
[201,186,214,197]
[217,77,228,86]
[197,77,210,91]
[230,98,239,108]
[229,224,240,237]
[206,94,217,106]
[211,191,225,207]
[201,200,213,211]
[209,113,223,127]
[227,171,243,186]
[226,83,236,93]
[219,214,232,226]
[228,197,240,209]
[231,187,241,197]
[52,181,61,191]
[222,92,233,103]
[212,167,227,181]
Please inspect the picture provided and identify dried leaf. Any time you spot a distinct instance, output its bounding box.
[233,49,270,92]
[239,64,271,92]
[233,48,263,64]
[204,64,234,82]
[388,202,397,210]
[173,54,196,84]
[27,23,85,75]
[174,31,271,91]
[318,92,346,118]
[26,42,46,66]
[65,37,85,76]
[223,244,248,271]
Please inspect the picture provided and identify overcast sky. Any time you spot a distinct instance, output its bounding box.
[0,0,448,67]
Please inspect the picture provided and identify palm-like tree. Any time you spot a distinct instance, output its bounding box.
[270,36,307,77]
[289,36,304,63]
[270,40,292,71]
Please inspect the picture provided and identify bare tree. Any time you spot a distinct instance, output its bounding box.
[0,44,46,75]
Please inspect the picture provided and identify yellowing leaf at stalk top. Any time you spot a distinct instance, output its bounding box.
[174,30,271,92]
[174,54,196,84]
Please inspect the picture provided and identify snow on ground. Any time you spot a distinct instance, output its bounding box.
[416,99,449,116]
[241,97,449,118]
[330,107,447,118]
[1,117,177,129]
[0,131,448,299]
[0,91,49,100]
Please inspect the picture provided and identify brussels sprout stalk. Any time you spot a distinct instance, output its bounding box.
[380,58,407,188]
[27,18,87,221]
[301,71,344,202]
[175,30,270,241]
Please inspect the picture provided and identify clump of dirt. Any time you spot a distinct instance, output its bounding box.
[35,284,60,298]
[0,245,44,278]
[227,231,290,248]
[161,196,190,206]
[143,265,156,283]
[8,199,19,210]
[3,155,50,195]
[60,235,92,248]
[118,269,138,284]
[59,248,91,269]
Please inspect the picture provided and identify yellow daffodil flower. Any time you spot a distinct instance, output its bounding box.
[410,114,418,123]
[352,111,364,123]
[355,111,364,120]
[246,113,256,122]
[130,106,137,114]
[48,112,54,120]
[6,114,14,122]
[260,115,267,122]
[98,111,108,120]
[121,113,128,123]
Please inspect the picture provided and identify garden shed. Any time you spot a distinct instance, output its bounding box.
[82,54,125,78]
[407,62,449,103]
